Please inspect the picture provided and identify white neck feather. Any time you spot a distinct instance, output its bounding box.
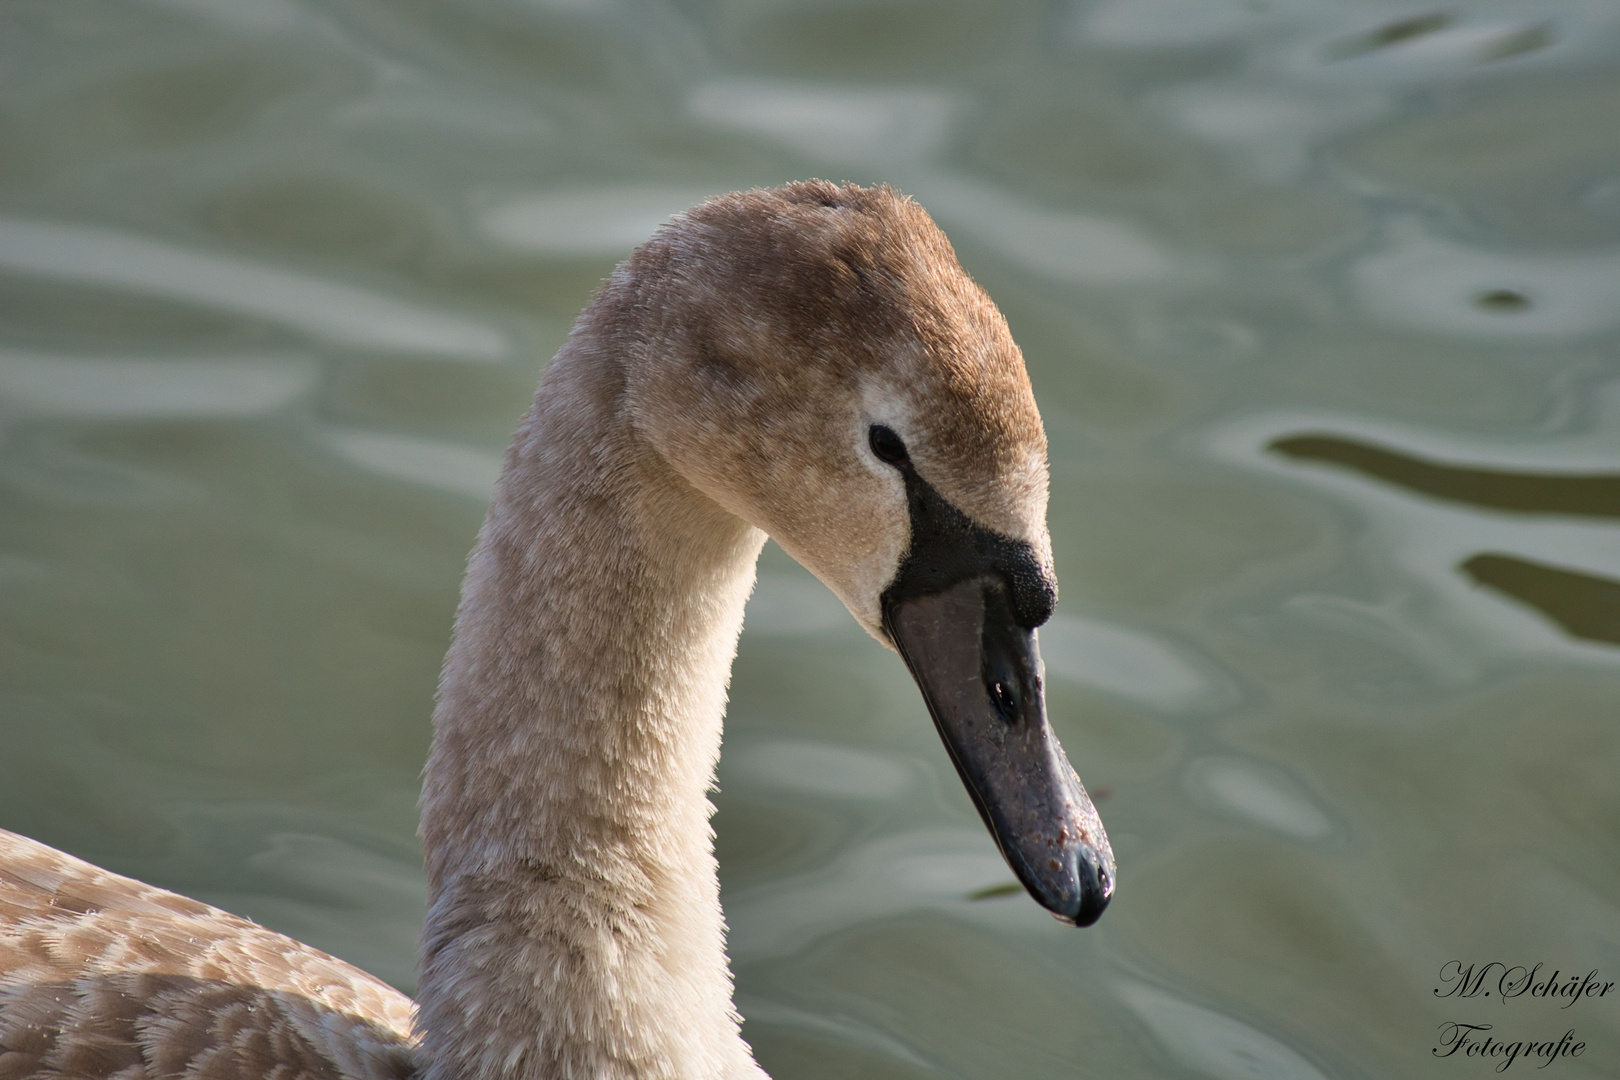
[416,323,770,1080]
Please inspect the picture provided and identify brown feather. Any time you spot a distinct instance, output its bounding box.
[0,832,416,1080]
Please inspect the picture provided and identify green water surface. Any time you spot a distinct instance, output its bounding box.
[3,1,1619,1077]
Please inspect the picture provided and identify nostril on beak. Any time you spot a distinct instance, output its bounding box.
[989,679,1018,722]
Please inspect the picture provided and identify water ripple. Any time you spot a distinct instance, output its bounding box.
[477,186,716,258]
[1271,433,1620,518]
[906,174,1175,284]
[1183,755,1338,843]
[686,80,957,165]
[1353,219,1620,341]
[1211,411,1620,664]
[0,350,317,418]
[0,218,511,360]
[1117,980,1329,1080]
[727,829,1034,961]
[324,429,503,500]
[1041,613,1235,714]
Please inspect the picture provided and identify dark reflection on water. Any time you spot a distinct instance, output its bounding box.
[1271,433,1620,517]
[1322,12,1453,61]
[1463,553,1620,646]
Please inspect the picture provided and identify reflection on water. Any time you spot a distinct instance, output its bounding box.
[1463,554,1620,647]
[687,81,958,165]
[1268,431,1620,651]
[477,186,719,257]
[1322,12,1456,60]
[1271,433,1620,517]
[4,0,1620,1076]
[325,429,502,501]
[1216,412,1620,680]
[1039,613,1234,715]
[1322,12,1555,66]
[1182,755,1338,845]
[0,218,511,360]
[1353,220,1620,341]
[0,350,318,418]
[1118,980,1330,1080]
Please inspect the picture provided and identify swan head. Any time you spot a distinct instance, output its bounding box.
[620,180,1114,926]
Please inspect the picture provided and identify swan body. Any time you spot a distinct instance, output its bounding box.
[0,181,1113,1080]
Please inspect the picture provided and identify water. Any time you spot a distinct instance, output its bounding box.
[3,1,1619,1076]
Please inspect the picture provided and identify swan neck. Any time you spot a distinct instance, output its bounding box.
[416,324,767,1080]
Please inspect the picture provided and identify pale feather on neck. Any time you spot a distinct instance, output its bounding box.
[417,315,770,1080]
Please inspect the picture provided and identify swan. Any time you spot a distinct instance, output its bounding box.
[0,180,1114,1080]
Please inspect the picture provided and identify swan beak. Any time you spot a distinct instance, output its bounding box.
[883,576,1115,926]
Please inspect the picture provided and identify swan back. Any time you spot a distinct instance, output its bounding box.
[0,829,416,1080]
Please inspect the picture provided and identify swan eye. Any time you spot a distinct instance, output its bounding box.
[869,425,909,466]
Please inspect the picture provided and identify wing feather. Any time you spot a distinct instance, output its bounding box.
[0,832,419,1080]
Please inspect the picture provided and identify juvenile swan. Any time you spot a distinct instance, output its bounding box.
[0,181,1113,1080]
